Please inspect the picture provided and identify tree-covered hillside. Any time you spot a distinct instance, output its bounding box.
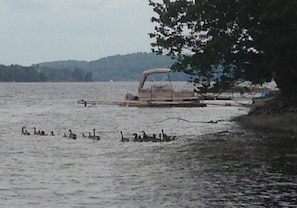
[0,64,47,82]
[37,52,183,81]
[0,53,190,82]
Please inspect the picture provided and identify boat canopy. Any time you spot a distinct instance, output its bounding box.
[138,68,171,90]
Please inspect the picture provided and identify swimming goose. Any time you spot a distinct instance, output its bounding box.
[132,133,139,142]
[21,126,26,135]
[21,127,30,135]
[87,129,100,140]
[161,129,176,142]
[141,131,156,142]
[32,127,47,136]
[120,131,129,142]
[33,127,39,135]
[92,129,100,141]
[133,133,143,142]
[40,130,47,136]
[68,129,77,140]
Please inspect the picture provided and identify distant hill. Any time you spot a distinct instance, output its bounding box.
[0,52,190,82]
[36,52,188,81]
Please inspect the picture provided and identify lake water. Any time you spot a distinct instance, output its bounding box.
[0,82,296,207]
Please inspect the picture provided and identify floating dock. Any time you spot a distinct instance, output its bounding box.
[77,99,207,107]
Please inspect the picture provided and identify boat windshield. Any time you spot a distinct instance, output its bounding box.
[138,68,171,90]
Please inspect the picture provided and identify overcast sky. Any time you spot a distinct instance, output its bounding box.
[0,0,156,66]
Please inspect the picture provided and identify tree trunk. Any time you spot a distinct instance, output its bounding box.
[273,69,297,104]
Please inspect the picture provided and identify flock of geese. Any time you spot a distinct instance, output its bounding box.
[120,129,176,143]
[21,127,177,143]
[21,126,55,136]
[21,127,100,141]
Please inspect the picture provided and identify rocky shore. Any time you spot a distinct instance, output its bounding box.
[235,98,297,138]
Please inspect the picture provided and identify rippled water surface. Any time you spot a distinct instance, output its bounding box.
[0,82,296,207]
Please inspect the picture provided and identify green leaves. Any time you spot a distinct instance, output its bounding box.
[149,0,297,99]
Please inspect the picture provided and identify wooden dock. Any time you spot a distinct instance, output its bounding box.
[77,99,207,107]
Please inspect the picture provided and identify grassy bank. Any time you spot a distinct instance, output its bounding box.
[235,98,297,138]
[236,113,297,136]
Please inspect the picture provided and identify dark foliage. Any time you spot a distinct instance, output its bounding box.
[0,65,41,82]
[149,0,297,101]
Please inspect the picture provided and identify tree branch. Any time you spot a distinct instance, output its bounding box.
[153,117,226,124]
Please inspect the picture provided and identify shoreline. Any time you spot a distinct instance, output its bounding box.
[232,96,297,138]
[234,112,297,138]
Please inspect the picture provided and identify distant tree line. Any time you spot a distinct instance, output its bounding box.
[0,53,190,82]
[36,52,180,81]
[0,65,45,82]
[39,67,93,82]
[0,64,93,82]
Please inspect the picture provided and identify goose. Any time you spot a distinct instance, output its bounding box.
[33,127,39,135]
[91,129,100,141]
[24,129,30,135]
[120,131,129,142]
[50,131,55,136]
[161,129,176,142]
[32,127,47,136]
[132,133,139,142]
[40,130,47,136]
[138,134,143,142]
[21,127,30,135]
[161,129,171,142]
[159,133,162,141]
[141,131,155,142]
[82,133,87,138]
[21,126,26,135]
[88,132,92,139]
[33,127,47,136]
[68,129,77,140]
[133,134,143,142]
[141,131,148,142]
[151,133,159,142]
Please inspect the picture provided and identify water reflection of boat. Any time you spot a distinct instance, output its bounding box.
[77,68,206,107]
